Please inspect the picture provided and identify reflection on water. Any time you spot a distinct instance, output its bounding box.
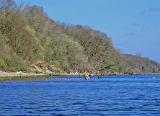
[0,74,160,115]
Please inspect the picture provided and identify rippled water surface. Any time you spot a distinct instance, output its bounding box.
[0,74,160,116]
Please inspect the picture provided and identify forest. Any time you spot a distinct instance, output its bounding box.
[0,0,160,74]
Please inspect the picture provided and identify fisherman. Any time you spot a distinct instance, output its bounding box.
[83,72,91,80]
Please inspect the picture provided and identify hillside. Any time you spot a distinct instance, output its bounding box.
[120,54,160,74]
[0,0,160,74]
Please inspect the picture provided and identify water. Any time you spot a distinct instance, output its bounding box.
[0,74,160,116]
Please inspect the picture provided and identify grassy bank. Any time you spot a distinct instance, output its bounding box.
[0,75,49,81]
[0,72,81,81]
[0,72,51,81]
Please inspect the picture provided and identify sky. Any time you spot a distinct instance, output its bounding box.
[16,0,160,62]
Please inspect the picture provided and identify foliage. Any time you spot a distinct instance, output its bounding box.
[0,45,27,71]
[120,54,160,73]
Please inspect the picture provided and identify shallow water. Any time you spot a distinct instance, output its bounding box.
[0,74,160,116]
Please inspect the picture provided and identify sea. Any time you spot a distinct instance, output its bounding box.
[0,74,160,116]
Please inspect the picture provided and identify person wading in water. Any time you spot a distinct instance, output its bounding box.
[83,72,91,80]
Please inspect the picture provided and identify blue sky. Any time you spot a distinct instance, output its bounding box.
[17,0,160,62]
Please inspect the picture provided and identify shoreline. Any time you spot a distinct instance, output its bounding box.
[0,71,82,81]
[0,71,160,81]
[0,72,49,81]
